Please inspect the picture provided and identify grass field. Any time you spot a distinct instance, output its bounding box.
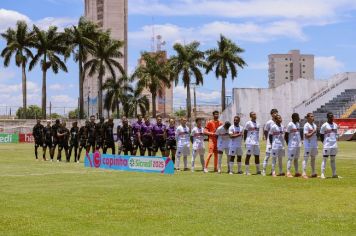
[0,142,355,235]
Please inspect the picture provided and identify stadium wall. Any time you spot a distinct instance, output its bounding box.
[220,72,356,127]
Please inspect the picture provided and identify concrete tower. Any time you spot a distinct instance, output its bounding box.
[84,0,128,117]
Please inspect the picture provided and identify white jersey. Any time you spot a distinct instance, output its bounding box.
[175,125,190,148]
[286,122,301,148]
[216,125,230,148]
[228,124,244,148]
[303,122,318,149]
[264,119,274,140]
[270,124,285,150]
[244,120,260,146]
[191,126,205,150]
[320,122,338,149]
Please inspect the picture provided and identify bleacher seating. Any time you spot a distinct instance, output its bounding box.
[349,110,356,118]
[313,89,356,122]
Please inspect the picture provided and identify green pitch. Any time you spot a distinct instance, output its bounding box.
[0,142,355,235]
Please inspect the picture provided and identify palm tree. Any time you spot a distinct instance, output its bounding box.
[102,74,133,118]
[29,25,68,119]
[1,21,33,117]
[135,52,171,118]
[65,17,99,119]
[169,41,205,119]
[127,85,150,117]
[84,32,124,117]
[206,35,247,111]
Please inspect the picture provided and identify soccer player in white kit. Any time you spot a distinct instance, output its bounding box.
[175,117,190,171]
[244,112,261,175]
[320,112,340,179]
[262,109,278,176]
[302,113,318,179]
[216,121,232,173]
[191,118,206,172]
[285,113,302,178]
[229,116,244,175]
[269,114,285,177]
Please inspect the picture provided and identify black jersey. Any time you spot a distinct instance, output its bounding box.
[118,124,133,145]
[32,124,44,142]
[70,127,79,145]
[52,124,60,143]
[87,122,96,142]
[104,122,115,142]
[57,127,70,144]
[43,126,52,143]
[95,122,105,142]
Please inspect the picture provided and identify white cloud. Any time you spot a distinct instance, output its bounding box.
[0,8,30,32]
[248,62,268,70]
[129,20,306,47]
[315,56,345,75]
[0,8,76,33]
[130,0,356,21]
[50,94,77,106]
[174,85,221,106]
[0,68,17,80]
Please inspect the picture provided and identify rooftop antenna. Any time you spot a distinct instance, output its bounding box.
[156,35,166,52]
[151,17,155,52]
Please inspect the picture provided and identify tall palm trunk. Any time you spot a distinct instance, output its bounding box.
[98,74,103,118]
[78,52,84,119]
[221,76,226,111]
[42,67,47,119]
[21,62,27,118]
[186,83,192,120]
[116,102,120,119]
[152,93,157,118]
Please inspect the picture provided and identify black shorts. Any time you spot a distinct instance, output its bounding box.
[120,142,133,153]
[42,140,52,148]
[58,142,69,149]
[104,141,115,149]
[153,138,166,152]
[70,142,79,148]
[141,136,153,151]
[166,139,177,150]
[79,140,87,148]
[96,139,104,148]
[35,140,43,147]
[132,137,141,150]
[87,139,95,148]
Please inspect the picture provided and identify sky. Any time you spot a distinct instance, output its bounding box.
[0,0,356,114]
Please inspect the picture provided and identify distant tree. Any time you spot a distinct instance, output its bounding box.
[1,21,34,116]
[49,113,62,119]
[16,105,42,119]
[174,109,187,118]
[68,108,84,119]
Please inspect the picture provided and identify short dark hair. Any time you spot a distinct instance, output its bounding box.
[137,114,142,118]
[306,113,313,118]
[90,115,95,118]
[249,112,255,117]
[327,112,333,118]
[292,113,299,119]
[156,115,162,119]
[270,109,278,115]
[234,115,240,119]
[224,121,231,127]
[196,117,202,123]
[212,110,219,115]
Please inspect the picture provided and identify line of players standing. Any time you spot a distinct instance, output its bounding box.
[32,109,339,179]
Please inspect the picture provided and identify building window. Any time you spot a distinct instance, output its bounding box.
[285,71,288,73]
[285,64,288,67]
[302,58,305,61]
[285,77,288,79]
[303,71,306,73]
[303,65,306,67]
[285,58,288,60]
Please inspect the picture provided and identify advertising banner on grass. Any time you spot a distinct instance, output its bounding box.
[19,133,34,143]
[85,152,174,174]
[0,134,19,143]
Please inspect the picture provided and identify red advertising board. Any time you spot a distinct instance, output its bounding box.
[19,133,34,143]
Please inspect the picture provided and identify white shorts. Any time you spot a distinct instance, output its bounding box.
[217,143,229,151]
[246,145,260,156]
[266,142,272,154]
[218,147,229,154]
[288,147,300,159]
[192,148,205,156]
[304,147,318,157]
[322,148,337,156]
[271,149,285,158]
[229,147,243,156]
[176,146,190,157]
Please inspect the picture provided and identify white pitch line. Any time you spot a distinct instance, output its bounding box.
[0,170,106,177]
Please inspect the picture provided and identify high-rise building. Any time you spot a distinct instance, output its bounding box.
[84,0,128,117]
[268,50,314,88]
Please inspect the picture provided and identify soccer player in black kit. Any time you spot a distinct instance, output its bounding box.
[118,116,134,155]
[77,121,89,162]
[96,117,105,151]
[103,118,115,154]
[42,121,53,161]
[51,119,61,160]
[87,115,96,153]
[68,121,79,162]
[32,119,44,160]
[57,121,70,162]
